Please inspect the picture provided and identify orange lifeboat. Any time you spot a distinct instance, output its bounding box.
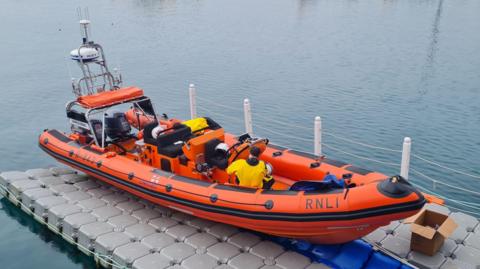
[39,87,427,244]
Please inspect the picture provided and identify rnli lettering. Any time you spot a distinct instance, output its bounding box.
[306,197,339,209]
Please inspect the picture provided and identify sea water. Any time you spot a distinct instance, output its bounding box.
[0,0,479,268]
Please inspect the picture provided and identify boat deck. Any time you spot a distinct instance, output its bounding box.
[1,167,479,269]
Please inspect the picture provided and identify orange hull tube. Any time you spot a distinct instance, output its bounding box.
[39,129,425,244]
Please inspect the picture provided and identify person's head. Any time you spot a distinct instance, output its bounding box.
[249,146,261,159]
[246,146,261,166]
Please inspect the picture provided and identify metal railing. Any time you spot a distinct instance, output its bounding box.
[187,83,480,216]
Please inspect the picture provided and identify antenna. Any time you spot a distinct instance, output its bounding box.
[69,15,123,97]
[79,19,91,44]
[77,7,92,44]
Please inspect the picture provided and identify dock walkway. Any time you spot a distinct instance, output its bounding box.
[1,167,479,269]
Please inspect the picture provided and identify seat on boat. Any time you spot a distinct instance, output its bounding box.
[204,138,228,169]
[143,118,222,158]
[143,122,193,157]
[158,144,184,158]
[157,124,192,157]
[105,112,132,141]
[143,122,159,145]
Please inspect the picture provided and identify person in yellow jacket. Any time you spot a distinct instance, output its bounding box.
[226,146,275,189]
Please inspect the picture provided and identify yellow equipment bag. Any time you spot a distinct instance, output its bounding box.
[183,117,209,133]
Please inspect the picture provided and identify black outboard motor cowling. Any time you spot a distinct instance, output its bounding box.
[105,112,131,140]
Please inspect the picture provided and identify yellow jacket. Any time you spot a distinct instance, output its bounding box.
[226,159,272,188]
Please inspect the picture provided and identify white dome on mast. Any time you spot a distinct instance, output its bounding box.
[69,18,122,97]
[70,47,99,62]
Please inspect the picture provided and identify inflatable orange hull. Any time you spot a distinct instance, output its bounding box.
[39,129,425,244]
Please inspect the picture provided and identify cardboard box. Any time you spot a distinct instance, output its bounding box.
[404,208,457,256]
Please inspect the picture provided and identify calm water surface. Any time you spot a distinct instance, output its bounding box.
[0,0,479,268]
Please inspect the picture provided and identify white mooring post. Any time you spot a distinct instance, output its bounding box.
[243,98,253,136]
[400,137,412,179]
[314,116,322,156]
[188,83,197,119]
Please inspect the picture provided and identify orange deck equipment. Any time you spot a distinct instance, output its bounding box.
[77,86,144,109]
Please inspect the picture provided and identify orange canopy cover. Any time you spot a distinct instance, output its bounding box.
[77,86,144,109]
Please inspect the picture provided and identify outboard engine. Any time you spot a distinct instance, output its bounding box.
[105,112,131,140]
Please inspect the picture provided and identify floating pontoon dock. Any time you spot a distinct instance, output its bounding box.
[1,167,479,269]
